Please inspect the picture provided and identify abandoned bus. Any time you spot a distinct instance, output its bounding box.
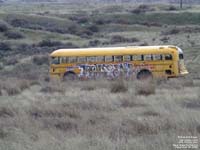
[49,45,188,80]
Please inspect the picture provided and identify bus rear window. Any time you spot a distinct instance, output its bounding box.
[179,54,184,59]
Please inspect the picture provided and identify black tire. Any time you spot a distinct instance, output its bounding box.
[137,70,153,80]
[63,72,77,81]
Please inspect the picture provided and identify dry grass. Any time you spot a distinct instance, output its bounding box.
[0,77,199,150]
[0,78,31,96]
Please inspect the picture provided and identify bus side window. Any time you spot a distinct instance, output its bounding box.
[153,54,162,60]
[61,57,69,63]
[124,55,131,61]
[87,56,97,63]
[144,54,152,61]
[114,56,123,62]
[97,56,105,62]
[105,56,113,62]
[69,57,77,63]
[165,54,172,60]
[78,57,86,63]
[133,55,143,61]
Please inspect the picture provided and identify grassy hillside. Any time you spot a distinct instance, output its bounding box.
[0,3,200,150]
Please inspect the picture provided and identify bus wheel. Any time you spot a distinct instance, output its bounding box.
[137,70,153,81]
[63,72,77,81]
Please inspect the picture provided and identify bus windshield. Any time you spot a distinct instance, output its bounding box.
[51,57,60,64]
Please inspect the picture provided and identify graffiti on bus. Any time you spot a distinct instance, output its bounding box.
[67,63,154,79]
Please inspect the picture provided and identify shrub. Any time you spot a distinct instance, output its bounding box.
[166,6,178,11]
[131,4,155,14]
[0,21,8,32]
[120,98,147,108]
[32,55,49,66]
[87,25,99,33]
[95,19,105,25]
[40,83,65,94]
[76,17,89,24]
[0,42,11,51]
[139,42,149,46]
[88,40,101,47]
[5,86,21,96]
[0,107,15,118]
[4,30,25,39]
[38,39,62,47]
[3,57,18,65]
[143,110,160,117]
[110,80,128,93]
[9,18,28,27]
[0,129,8,139]
[197,125,200,134]
[110,35,139,44]
[160,36,170,43]
[81,85,95,91]
[135,81,155,96]
[161,28,180,35]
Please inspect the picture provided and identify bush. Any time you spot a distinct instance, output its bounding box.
[32,55,49,66]
[135,81,155,96]
[0,107,15,118]
[131,4,155,14]
[3,57,18,65]
[110,80,128,93]
[4,30,25,39]
[5,86,21,96]
[160,36,170,43]
[161,28,180,35]
[166,6,178,11]
[81,85,95,91]
[38,39,62,47]
[0,42,11,51]
[139,42,149,46]
[40,84,65,94]
[9,18,28,27]
[87,25,99,33]
[0,21,8,32]
[110,35,139,44]
[88,40,101,47]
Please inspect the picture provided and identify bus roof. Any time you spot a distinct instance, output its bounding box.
[50,45,178,57]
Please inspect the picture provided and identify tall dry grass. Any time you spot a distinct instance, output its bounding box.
[0,77,199,150]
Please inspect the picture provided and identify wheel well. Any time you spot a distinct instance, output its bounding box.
[63,71,76,77]
[137,69,152,79]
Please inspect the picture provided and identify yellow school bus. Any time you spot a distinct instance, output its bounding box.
[49,45,188,80]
